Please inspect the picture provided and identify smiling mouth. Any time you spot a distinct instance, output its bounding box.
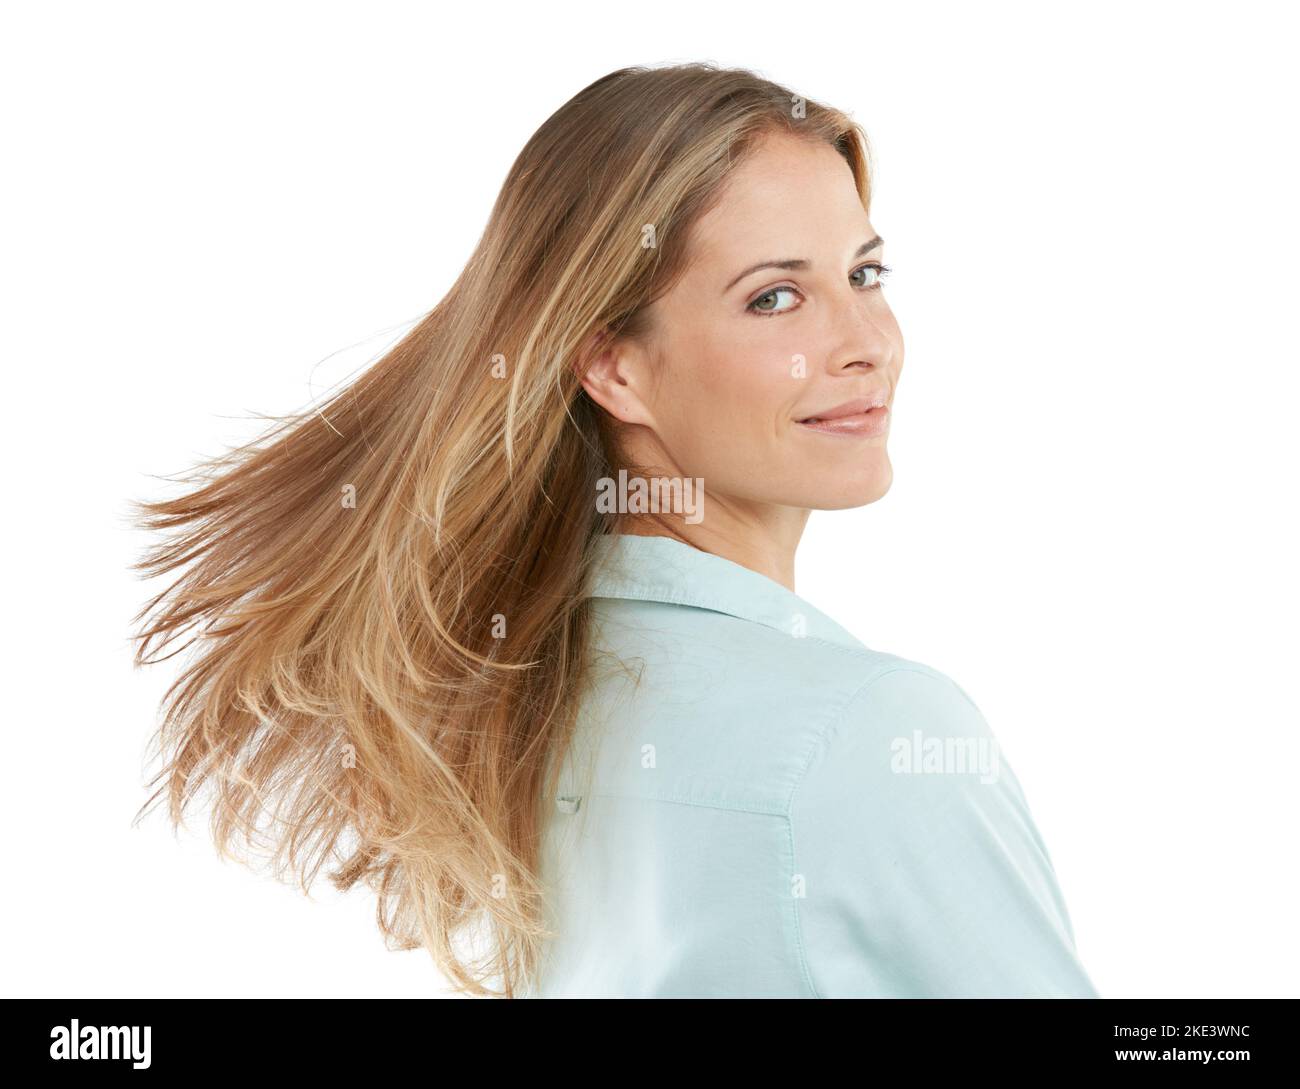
[798,408,886,423]
[796,405,890,436]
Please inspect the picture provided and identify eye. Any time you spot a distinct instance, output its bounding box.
[747,285,800,315]
[746,262,894,317]
[850,261,892,290]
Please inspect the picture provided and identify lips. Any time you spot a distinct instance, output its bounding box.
[797,395,888,423]
[796,394,891,437]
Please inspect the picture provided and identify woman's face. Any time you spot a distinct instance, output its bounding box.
[586,130,904,516]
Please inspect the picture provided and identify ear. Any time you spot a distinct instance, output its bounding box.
[574,326,656,428]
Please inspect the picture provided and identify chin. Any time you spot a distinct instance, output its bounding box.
[810,460,893,510]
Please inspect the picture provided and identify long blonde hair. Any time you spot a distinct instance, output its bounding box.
[130,62,873,997]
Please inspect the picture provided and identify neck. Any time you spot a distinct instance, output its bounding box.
[612,505,808,592]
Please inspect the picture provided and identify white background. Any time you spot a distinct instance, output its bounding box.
[3,0,1296,998]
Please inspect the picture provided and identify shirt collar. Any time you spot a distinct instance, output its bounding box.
[585,533,867,653]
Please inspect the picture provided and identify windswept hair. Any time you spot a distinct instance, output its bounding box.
[130,61,873,996]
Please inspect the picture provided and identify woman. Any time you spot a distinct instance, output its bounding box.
[132,62,1097,998]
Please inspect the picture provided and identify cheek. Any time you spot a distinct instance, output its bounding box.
[654,327,804,472]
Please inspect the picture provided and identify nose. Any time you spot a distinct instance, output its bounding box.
[824,290,897,375]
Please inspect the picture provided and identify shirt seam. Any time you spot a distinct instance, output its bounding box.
[783,664,952,1000]
[590,588,870,656]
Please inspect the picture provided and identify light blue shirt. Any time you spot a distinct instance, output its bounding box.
[527,532,1098,998]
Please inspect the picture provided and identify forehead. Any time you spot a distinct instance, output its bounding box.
[686,133,868,268]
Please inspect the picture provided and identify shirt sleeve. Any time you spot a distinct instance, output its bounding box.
[790,665,1098,998]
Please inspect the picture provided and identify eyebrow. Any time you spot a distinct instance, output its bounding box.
[723,236,884,294]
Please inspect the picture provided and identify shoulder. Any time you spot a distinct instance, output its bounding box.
[785,653,1060,938]
[831,657,993,747]
[583,599,958,811]
[786,659,1097,997]
[790,653,996,776]
[789,655,1013,825]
